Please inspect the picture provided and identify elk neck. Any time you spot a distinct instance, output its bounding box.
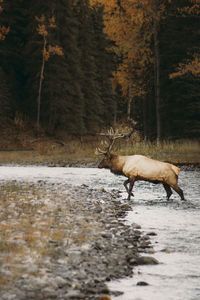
[109,154,125,176]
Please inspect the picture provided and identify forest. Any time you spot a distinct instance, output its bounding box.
[0,0,200,142]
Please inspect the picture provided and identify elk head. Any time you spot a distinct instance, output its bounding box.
[95,129,116,169]
[95,119,136,168]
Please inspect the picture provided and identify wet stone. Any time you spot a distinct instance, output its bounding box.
[147,231,157,236]
[63,290,85,299]
[139,241,151,249]
[144,247,155,254]
[101,232,113,239]
[1,294,17,300]
[42,287,58,298]
[136,256,159,265]
[132,223,142,229]
[54,276,67,288]
[137,281,149,286]
[133,230,142,237]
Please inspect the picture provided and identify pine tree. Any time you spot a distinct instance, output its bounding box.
[0,67,13,128]
[23,0,86,134]
[160,0,200,138]
[76,0,103,133]
[53,0,86,135]
[92,5,117,127]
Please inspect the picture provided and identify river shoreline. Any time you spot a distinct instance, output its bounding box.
[1,158,200,170]
[1,163,200,299]
[0,178,159,300]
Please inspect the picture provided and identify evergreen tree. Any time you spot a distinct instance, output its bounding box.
[0,67,13,128]
[0,0,26,118]
[160,0,200,138]
[53,0,86,134]
[76,0,104,133]
[0,0,199,139]
[24,0,86,134]
[92,5,117,127]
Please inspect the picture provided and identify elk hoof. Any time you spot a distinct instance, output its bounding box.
[127,193,134,200]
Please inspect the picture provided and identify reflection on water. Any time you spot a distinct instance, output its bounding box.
[0,166,200,300]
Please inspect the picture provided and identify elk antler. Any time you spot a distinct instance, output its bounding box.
[95,140,111,155]
[96,118,137,155]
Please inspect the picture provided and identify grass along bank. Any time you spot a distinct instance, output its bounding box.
[0,138,199,166]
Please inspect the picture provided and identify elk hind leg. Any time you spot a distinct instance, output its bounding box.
[171,184,185,201]
[163,183,173,200]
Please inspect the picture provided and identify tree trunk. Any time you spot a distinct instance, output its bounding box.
[143,96,148,140]
[127,85,132,120]
[153,0,161,142]
[113,98,117,127]
[36,36,46,130]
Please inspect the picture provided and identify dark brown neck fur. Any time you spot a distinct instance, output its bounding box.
[109,154,125,176]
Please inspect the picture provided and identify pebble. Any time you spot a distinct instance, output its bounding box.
[54,276,67,287]
[63,290,85,299]
[147,231,157,236]
[101,232,113,239]
[132,223,141,229]
[1,294,17,300]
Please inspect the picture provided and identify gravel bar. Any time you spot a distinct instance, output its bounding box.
[0,181,158,300]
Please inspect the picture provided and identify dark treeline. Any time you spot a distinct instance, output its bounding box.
[0,0,199,140]
[0,0,117,136]
[138,0,200,140]
[127,0,200,140]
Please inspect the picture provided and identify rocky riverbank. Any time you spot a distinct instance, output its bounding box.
[0,181,158,300]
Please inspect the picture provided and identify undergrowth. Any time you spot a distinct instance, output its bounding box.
[0,137,199,165]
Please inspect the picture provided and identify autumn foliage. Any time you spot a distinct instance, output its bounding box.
[36,15,63,61]
[171,0,200,78]
[36,15,63,129]
[0,0,9,40]
[90,0,171,97]
[0,0,199,139]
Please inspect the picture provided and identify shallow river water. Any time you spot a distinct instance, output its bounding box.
[0,165,200,300]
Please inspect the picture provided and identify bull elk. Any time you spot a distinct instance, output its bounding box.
[96,121,185,201]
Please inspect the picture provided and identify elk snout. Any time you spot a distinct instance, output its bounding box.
[98,159,105,168]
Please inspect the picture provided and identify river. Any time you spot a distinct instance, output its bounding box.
[0,165,200,300]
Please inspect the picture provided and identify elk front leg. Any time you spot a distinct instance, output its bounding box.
[124,179,134,198]
[123,179,130,193]
[127,179,135,200]
[163,183,173,200]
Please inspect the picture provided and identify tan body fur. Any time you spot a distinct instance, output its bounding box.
[98,154,184,200]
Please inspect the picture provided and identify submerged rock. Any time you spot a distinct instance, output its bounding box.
[137,281,149,286]
[135,256,159,265]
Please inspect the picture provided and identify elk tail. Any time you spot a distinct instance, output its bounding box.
[171,165,180,176]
